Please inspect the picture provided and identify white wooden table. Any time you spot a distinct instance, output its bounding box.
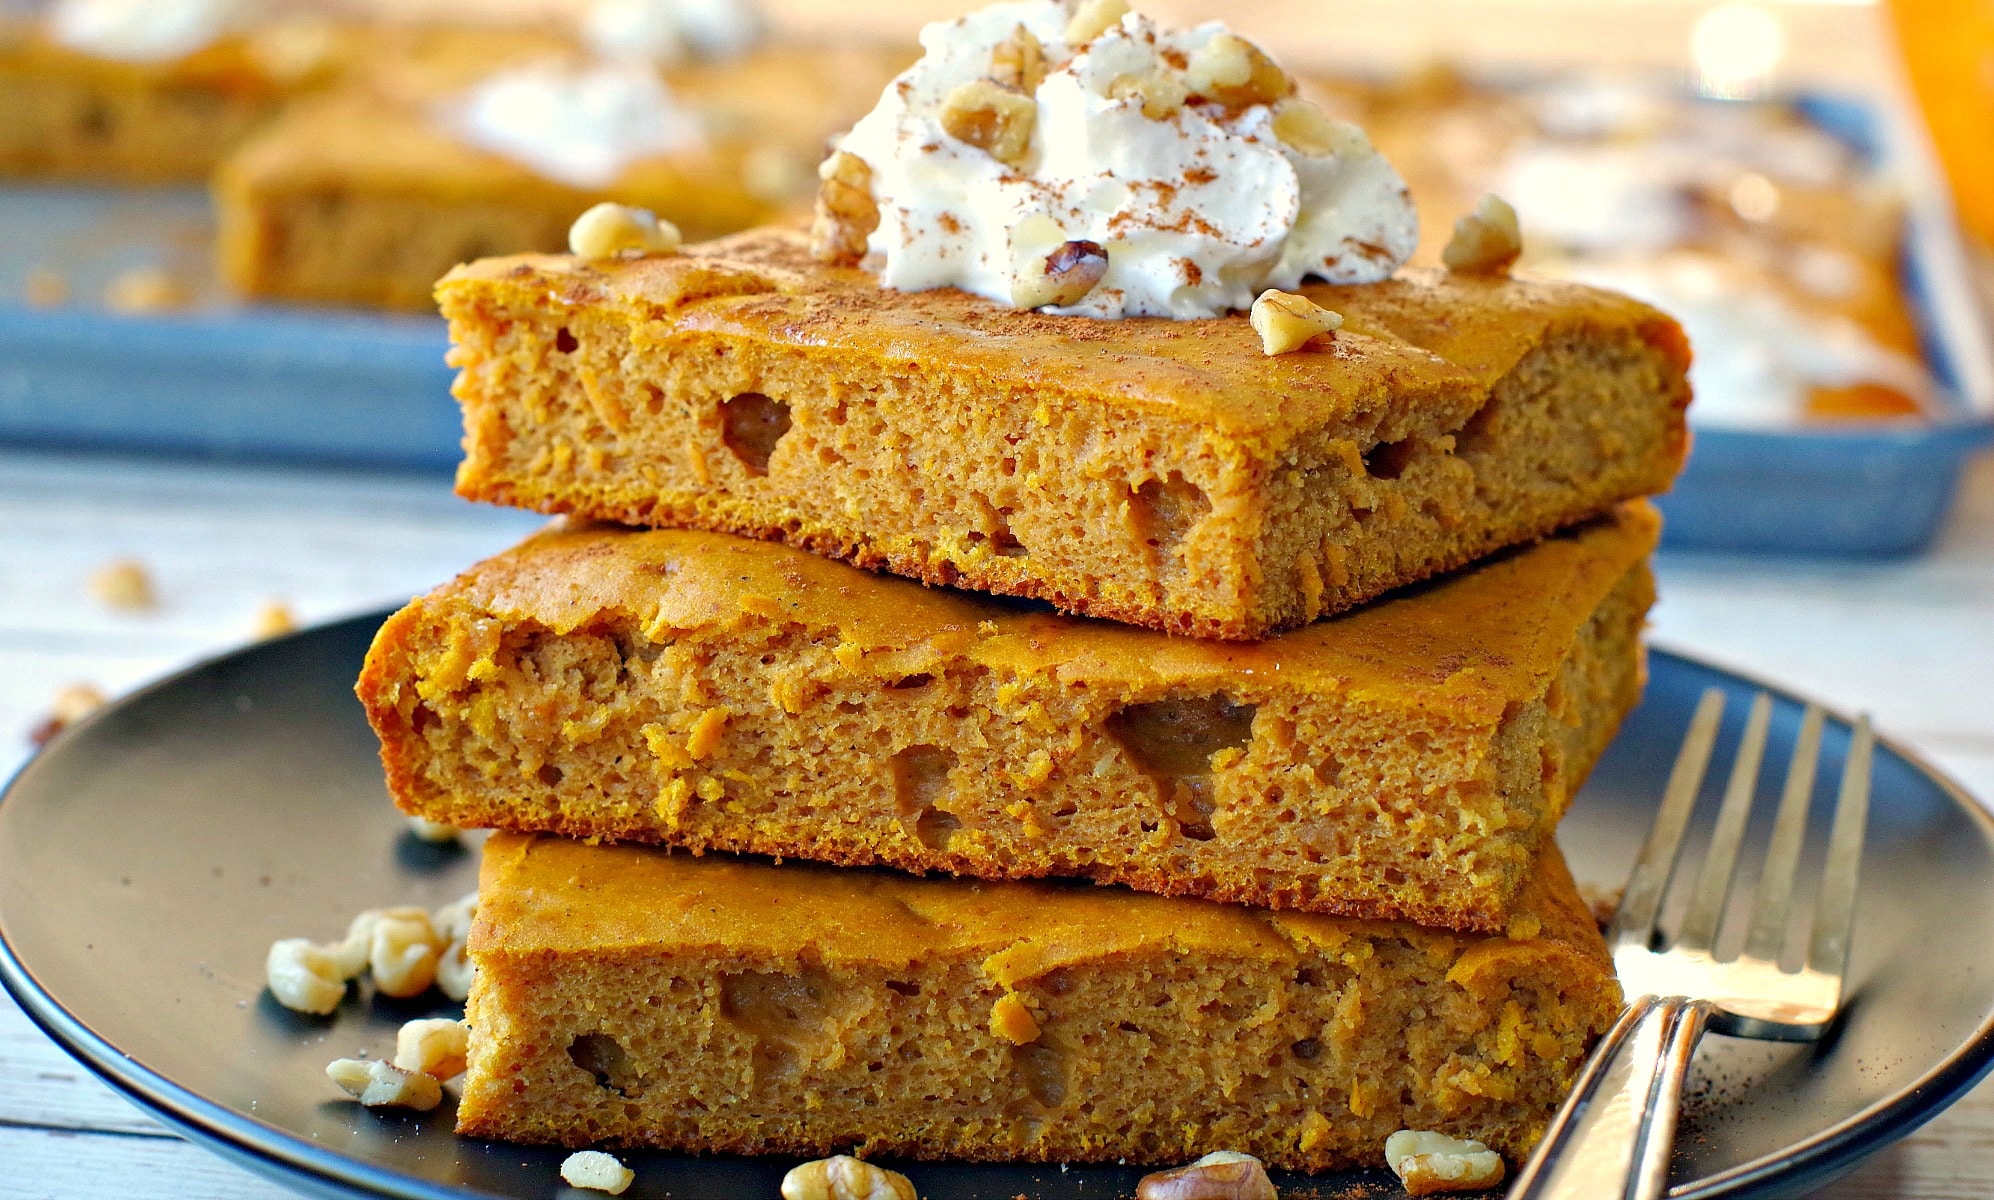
[1,445,1991,1199]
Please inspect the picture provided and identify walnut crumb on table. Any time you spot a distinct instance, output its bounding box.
[88,556,156,610]
[103,267,192,314]
[561,1150,636,1195]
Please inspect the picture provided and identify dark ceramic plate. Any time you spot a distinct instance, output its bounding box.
[2,615,1991,1200]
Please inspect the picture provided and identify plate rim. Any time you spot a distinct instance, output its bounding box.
[2,617,1992,1200]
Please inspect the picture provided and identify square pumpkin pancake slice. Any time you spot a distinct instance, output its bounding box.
[456,832,1620,1170]
[215,46,903,311]
[359,501,1658,934]
[437,227,1688,639]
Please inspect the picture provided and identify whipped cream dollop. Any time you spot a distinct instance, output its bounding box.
[446,61,703,190]
[831,0,1418,318]
[583,0,765,65]
[47,0,247,63]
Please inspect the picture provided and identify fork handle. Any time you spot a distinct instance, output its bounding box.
[1506,994,1715,1200]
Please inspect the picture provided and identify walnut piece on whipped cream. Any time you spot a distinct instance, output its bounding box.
[816,0,1417,318]
[1443,194,1524,276]
[1013,238,1109,308]
[1063,0,1129,45]
[1250,289,1342,355]
[990,24,1047,92]
[1183,31,1291,109]
[1384,1129,1507,1195]
[938,79,1038,166]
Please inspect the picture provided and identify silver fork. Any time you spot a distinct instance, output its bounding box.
[1508,687,1875,1200]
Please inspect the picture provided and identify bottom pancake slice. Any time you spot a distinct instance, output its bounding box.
[457,833,1620,1171]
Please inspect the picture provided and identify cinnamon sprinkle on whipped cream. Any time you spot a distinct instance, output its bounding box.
[823,0,1418,318]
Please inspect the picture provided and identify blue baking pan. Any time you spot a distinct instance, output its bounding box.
[0,302,462,471]
[1652,91,1994,555]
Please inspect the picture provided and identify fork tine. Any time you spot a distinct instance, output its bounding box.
[1674,692,1773,954]
[1609,688,1725,950]
[1742,704,1826,964]
[1808,715,1873,980]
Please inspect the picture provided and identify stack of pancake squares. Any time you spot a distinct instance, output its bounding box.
[355,216,1690,1174]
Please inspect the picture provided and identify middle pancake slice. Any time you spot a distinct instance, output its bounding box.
[359,501,1658,934]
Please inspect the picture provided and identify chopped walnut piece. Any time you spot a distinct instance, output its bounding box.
[328,908,387,980]
[394,1017,470,1079]
[1250,289,1342,355]
[432,891,479,944]
[28,681,106,747]
[1184,33,1291,109]
[1013,239,1110,309]
[23,266,66,308]
[561,1150,636,1194]
[781,1155,918,1200]
[266,938,346,1015]
[1108,69,1189,119]
[939,79,1037,166]
[1270,100,1369,157]
[811,150,881,265]
[325,1058,443,1111]
[1063,0,1130,45]
[991,24,1045,93]
[1385,1130,1507,1195]
[433,890,480,1001]
[103,267,191,314]
[568,201,682,259]
[435,935,477,1002]
[88,557,156,611]
[1135,1150,1278,1200]
[368,907,445,998]
[1442,194,1523,276]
